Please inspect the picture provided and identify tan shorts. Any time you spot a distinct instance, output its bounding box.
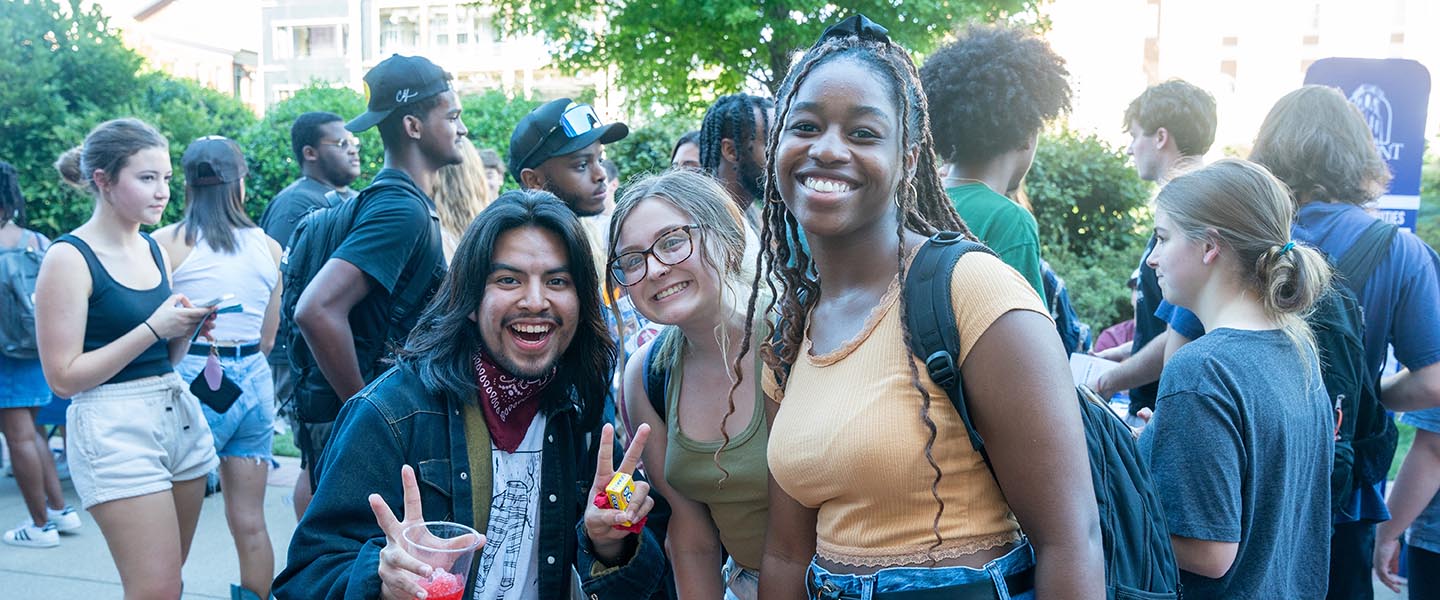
[67,372,219,509]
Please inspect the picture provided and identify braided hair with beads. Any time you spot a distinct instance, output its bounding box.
[722,14,979,555]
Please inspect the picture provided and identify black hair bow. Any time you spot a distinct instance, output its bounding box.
[819,14,891,45]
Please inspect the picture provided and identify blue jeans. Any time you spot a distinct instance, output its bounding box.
[807,542,1036,600]
[176,351,274,460]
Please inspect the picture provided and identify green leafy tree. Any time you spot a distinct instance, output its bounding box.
[1026,129,1153,329]
[487,0,1038,113]
[0,0,256,237]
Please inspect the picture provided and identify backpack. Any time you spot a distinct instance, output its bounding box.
[1307,219,1398,520]
[0,231,46,359]
[904,232,1180,600]
[1041,258,1091,355]
[280,174,442,422]
[642,326,679,420]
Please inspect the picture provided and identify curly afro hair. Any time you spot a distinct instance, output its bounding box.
[920,24,1071,165]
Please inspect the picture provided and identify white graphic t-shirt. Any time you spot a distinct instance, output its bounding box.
[472,415,546,600]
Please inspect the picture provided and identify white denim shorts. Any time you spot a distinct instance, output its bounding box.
[67,372,219,509]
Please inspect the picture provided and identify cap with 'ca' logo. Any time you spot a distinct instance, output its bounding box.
[346,54,452,133]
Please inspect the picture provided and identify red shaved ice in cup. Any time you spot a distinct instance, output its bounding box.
[402,521,482,600]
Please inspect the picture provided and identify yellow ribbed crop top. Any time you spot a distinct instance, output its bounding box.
[765,251,1050,567]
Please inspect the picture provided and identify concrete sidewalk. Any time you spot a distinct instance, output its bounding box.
[0,456,303,599]
[0,455,1413,598]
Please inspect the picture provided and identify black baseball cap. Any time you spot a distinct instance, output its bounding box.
[508,98,628,181]
[182,136,247,186]
[347,54,452,132]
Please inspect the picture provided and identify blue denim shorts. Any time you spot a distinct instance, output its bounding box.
[807,541,1036,600]
[0,355,51,409]
[175,351,275,460]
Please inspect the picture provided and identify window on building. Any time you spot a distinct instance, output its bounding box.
[1303,34,1319,46]
[1220,59,1237,78]
[429,8,450,47]
[274,24,345,59]
[1391,32,1405,44]
[380,7,421,55]
[1221,36,1238,47]
[456,6,488,47]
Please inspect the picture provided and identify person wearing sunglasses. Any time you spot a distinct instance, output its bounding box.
[509,99,629,219]
[606,169,771,600]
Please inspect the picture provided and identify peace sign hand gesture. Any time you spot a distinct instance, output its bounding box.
[583,423,653,564]
[369,465,486,600]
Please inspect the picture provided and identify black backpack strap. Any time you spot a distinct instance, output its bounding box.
[643,326,676,421]
[903,232,997,459]
[1333,219,1397,297]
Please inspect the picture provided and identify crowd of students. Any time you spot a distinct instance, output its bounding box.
[1,11,1438,600]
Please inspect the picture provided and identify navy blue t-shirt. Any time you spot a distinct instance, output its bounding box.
[295,169,445,417]
[1140,328,1333,599]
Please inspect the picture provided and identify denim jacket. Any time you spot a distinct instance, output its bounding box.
[273,366,667,599]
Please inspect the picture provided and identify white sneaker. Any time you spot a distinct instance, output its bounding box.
[46,505,82,533]
[3,521,59,548]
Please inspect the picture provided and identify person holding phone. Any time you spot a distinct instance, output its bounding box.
[153,136,283,600]
[275,190,667,599]
[37,119,218,599]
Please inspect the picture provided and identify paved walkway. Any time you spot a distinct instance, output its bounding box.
[0,455,1412,598]
[0,456,303,599]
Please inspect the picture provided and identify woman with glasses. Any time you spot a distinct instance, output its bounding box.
[153,136,282,600]
[606,169,770,600]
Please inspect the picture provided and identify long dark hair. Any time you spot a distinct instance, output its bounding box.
[0,161,22,224]
[398,189,616,429]
[734,17,975,554]
[182,179,255,253]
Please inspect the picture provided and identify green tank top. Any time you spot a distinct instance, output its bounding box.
[662,348,770,571]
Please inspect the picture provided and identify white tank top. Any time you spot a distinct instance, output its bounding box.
[172,227,278,343]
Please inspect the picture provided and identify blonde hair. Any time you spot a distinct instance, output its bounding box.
[607,169,761,480]
[432,138,493,245]
[1156,159,1331,347]
[607,170,755,369]
[1250,85,1391,206]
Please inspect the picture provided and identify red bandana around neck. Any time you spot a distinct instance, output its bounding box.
[472,349,555,453]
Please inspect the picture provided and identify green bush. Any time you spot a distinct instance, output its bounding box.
[1,0,257,237]
[605,113,696,184]
[460,89,544,163]
[1027,129,1153,329]
[1419,148,1438,252]
[236,85,380,220]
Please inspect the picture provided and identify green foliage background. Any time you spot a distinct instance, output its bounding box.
[1,0,257,237]
[1027,129,1153,331]
[488,0,1040,114]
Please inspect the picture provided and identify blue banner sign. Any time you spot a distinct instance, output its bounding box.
[1305,58,1430,232]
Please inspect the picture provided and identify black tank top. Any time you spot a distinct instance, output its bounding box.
[55,233,173,384]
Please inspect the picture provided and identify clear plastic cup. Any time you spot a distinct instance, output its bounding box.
[402,521,483,600]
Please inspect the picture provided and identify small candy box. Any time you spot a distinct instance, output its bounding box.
[604,472,635,527]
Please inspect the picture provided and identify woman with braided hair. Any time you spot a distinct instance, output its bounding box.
[743,15,1102,600]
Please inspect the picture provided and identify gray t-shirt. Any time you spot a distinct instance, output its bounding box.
[1139,328,1333,599]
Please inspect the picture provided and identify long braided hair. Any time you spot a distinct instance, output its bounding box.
[698,93,775,176]
[725,16,978,555]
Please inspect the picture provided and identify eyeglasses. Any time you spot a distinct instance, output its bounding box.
[609,225,700,287]
[518,104,603,171]
[317,138,362,151]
